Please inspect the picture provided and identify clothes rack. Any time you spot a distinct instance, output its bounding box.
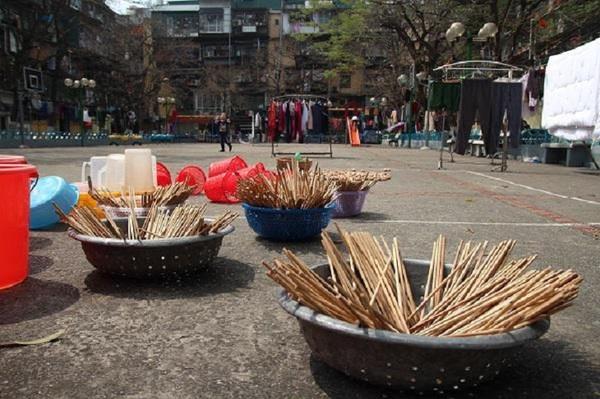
[432,60,524,172]
[268,94,333,158]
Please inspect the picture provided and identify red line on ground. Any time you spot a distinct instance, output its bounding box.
[431,172,600,238]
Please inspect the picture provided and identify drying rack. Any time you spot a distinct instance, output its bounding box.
[269,94,333,158]
[432,60,524,172]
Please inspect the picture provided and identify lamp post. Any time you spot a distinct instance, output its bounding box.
[397,67,429,149]
[445,22,498,60]
[157,97,176,134]
[397,70,413,148]
[64,77,96,146]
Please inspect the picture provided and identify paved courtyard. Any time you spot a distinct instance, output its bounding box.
[0,143,599,399]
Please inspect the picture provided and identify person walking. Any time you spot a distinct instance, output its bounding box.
[217,112,232,152]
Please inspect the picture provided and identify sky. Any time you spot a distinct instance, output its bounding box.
[105,0,159,14]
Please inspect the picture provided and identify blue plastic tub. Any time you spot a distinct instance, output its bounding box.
[242,203,335,241]
[30,176,79,230]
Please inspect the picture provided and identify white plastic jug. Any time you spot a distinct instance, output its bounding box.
[124,149,154,192]
[81,156,107,187]
[101,154,125,191]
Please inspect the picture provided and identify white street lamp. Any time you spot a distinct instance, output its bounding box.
[478,22,498,39]
[157,97,165,104]
[81,77,89,87]
[450,22,465,37]
[64,78,73,87]
[397,74,409,86]
[73,80,81,88]
[88,79,96,89]
[416,71,428,81]
[380,97,388,106]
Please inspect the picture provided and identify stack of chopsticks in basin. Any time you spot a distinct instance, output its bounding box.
[236,161,338,209]
[263,227,582,337]
[89,182,194,208]
[55,203,238,241]
[322,169,391,191]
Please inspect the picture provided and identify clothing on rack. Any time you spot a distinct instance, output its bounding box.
[266,96,330,141]
[427,82,461,112]
[456,79,493,155]
[312,102,323,134]
[301,101,309,134]
[542,37,600,141]
[294,100,302,141]
[488,82,522,154]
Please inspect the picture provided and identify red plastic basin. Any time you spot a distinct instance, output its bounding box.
[0,164,38,289]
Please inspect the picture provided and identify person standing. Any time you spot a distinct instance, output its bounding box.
[217,112,232,152]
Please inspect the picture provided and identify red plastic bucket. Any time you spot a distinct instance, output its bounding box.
[156,161,172,187]
[208,155,247,177]
[204,171,241,203]
[254,162,266,172]
[236,164,262,180]
[176,165,206,195]
[0,155,27,164]
[0,164,38,289]
[0,155,39,178]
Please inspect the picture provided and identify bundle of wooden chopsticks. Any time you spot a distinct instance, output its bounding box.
[322,169,391,191]
[55,203,238,241]
[89,182,194,208]
[236,161,338,209]
[263,227,582,337]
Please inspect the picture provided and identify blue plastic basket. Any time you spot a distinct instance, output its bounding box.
[242,203,335,241]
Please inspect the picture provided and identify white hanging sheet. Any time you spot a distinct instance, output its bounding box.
[542,37,600,141]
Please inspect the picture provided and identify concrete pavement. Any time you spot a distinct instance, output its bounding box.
[0,143,598,399]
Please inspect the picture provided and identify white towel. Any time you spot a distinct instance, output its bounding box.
[542,37,600,141]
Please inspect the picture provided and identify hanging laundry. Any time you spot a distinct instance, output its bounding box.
[307,100,314,131]
[268,101,277,141]
[488,82,523,154]
[456,79,493,155]
[542,37,600,141]
[294,100,303,142]
[427,82,461,112]
[301,101,309,136]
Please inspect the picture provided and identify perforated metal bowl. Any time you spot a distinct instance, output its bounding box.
[278,260,550,392]
[68,218,234,279]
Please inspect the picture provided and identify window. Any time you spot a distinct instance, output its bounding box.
[166,13,199,37]
[316,11,332,25]
[199,9,224,33]
[339,73,351,89]
[202,45,229,58]
[274,18,279,26]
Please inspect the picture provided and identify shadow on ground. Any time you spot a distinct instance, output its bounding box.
[0,278,80,325]
[310,339,599,399]
[84,257,255,300]
[353,212,390,221]
[253,235,325,256]
[28,255,54,275]
[29,236,53,252]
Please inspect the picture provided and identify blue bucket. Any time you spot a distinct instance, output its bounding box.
[243,203,335,241]
[30,176,79,230]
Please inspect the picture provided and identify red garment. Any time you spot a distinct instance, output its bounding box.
[294,101,302,141]
[268,101,277,141]
[278,102,286,133]
[290,102,296,141]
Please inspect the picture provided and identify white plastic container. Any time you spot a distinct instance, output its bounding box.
[124,149,154,193]
[102,154,126,191]
[81,156,107,187]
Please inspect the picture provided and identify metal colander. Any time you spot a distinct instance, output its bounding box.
[278,260,550,392]
[68,218,234,279]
